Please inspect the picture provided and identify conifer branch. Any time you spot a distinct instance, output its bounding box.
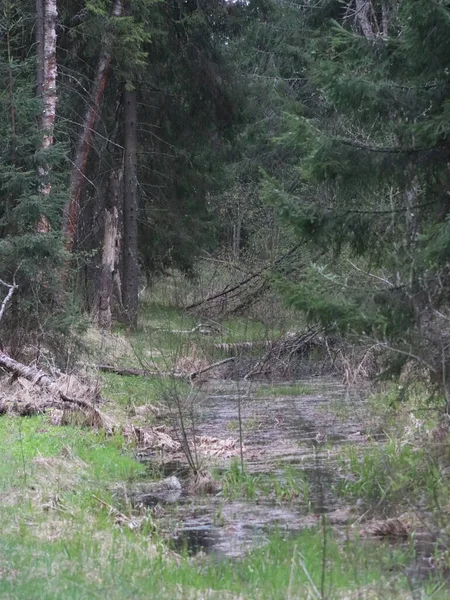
[336,137,440,154]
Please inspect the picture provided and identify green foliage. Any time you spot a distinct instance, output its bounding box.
[337,437,449,510]
[0,1,73,350]
[257,0,450,379]
[0,415,145,489]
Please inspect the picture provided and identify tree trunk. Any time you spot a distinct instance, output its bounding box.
[355,0,376,40]
[63,0,123,251]
[381,1,389,39]
[121,85,139,326]
[95,168,122,329]
[36,0,58,233]
[36,0,45,99]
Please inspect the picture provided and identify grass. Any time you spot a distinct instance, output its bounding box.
[0,416,446,600]
[0,416,428,600]
[3,299,450,598]
[256,383,317,397]
[101,372,189,410]
[219,460,311,506]
[0,509,433,600]
[2,414,447,599]
[335,434,450,515]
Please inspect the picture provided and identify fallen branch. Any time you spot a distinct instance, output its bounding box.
[0,351,102,421]
[96,357,235,381]
[190,357,235,380]
[95,365,173,378]
[165,323,222,335]
[0,278,18,323]
[91,494,137,527]
[186,244,302,312]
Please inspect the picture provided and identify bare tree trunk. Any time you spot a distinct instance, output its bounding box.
[5,3,17,161]
[36,0,58,233]
[381,1,389,39]
[355,0,376,40]
[36,0,45,98]
[232,214,242,260]
[96,168,122,329]
[121,85,139,326]
[63,0,123,251]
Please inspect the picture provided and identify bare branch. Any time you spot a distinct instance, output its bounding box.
[0,279,18,323]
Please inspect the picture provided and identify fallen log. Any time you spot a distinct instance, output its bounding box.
[96,356,235,381]
[0,351,103,423]
[95,365,172,378]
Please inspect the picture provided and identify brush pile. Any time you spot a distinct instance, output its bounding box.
[0,351,105,427]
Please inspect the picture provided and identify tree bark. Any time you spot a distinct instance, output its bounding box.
[96,168,122,329]
[36,0,45,99]
[355,0,376,40]
[63,0,124,251]
[121,85,140,326]
[36,0,58,233]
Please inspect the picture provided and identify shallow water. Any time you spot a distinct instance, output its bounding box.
[147,377,375,557]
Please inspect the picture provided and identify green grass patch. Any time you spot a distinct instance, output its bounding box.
[256,383,316,397]
[0,415,145,490]
[336,438,450,511]
[0,416,447,598]
[101,372,189,410]
[0,515,430,600]
[219,460,312,505]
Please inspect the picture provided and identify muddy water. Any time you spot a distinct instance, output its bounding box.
[154,377,375,557]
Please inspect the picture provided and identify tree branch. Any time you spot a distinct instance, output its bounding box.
[0,279,18,323]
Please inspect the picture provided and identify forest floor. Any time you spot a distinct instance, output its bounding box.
[0,298,449,599]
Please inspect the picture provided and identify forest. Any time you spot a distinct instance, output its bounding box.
[1,1,450,598]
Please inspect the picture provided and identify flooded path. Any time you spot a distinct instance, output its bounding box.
[151,377,377,557]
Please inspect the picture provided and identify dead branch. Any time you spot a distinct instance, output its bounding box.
[243,327,323,379]
[96,356,235,381]
[0,351,101,417]
[0,278,18,323]
[161,323,223,335]
[186,244,302,313]
[95,364,174,378]
[190,357,235,380]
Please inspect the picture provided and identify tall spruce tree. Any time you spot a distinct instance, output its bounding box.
[264,0,450,385]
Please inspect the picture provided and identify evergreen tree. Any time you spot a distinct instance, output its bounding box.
[266,0,450,384]
[0,1,68,354]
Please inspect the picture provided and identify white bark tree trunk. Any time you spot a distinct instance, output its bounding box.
[36,0,58,233]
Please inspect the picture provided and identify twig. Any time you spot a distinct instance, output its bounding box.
[186,244,302,310]
[92,494,131,522]
[346,259,394,287]
[190,357,235,380]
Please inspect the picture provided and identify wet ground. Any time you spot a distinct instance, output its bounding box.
[144,377,378,557]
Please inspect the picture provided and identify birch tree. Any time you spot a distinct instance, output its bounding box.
[36,0,57,233]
